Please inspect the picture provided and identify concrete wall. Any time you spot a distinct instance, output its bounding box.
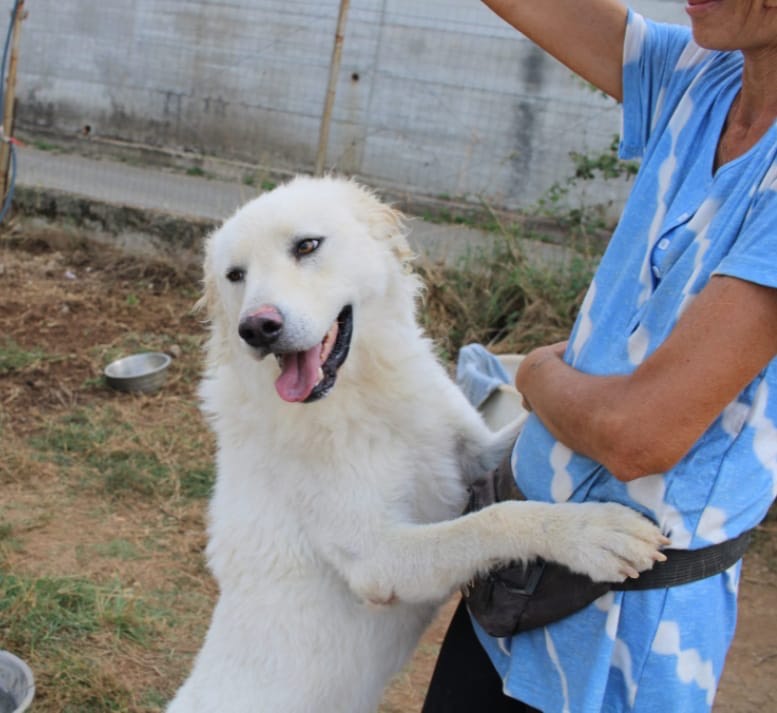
[10,0,686,212]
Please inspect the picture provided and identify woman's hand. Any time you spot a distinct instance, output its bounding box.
[515,341,568,412]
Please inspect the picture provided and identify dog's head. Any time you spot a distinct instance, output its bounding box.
[199,175,417,404]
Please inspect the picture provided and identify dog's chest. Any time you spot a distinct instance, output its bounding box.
[207,477,321,585]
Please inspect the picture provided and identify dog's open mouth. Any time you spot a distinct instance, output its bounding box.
[274,305,353,403]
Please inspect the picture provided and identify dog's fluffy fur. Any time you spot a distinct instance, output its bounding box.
[167,176,665,713]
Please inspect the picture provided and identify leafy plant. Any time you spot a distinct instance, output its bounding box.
[535,135,639,239]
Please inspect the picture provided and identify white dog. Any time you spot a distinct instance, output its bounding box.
[167,176,666,713]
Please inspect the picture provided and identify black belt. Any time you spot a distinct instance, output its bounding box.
[614,528,751,590]
[493,456,752,590]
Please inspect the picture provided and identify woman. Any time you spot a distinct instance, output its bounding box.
[423,1,777,711]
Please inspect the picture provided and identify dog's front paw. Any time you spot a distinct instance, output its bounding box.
[549,502,669,583]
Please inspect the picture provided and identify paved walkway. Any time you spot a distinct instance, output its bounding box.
[17,145,247,223]
[15,145,568,266]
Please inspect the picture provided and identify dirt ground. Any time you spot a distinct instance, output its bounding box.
[0,231,775,711]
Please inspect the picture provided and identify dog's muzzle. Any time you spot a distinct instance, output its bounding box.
[238,305,353,403]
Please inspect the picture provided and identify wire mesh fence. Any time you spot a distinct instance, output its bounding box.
[8,0,686,221]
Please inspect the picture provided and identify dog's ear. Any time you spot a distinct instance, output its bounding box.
[195,232,235,367]
[350,180,415,267]
[194,235,218,320]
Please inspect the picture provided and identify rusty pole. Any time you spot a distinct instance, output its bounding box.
[315,0,350,176]
[0,0,25,203]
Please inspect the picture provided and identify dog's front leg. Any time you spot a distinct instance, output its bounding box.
[337,500,668,606]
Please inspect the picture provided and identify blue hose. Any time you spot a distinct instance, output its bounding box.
[0,0,23,223]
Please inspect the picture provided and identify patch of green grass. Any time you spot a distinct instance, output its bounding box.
[99,450,171,497]
[185,166,206,177]
[81,374,107,390]
[29,406,214,502]
[30,409,116,467]
[245,175,281,192]
[0,520,20,567]
[0,573,155,648]
[180,466,215,499]
[92,538,143,561]
[31,139,59,152]
[0,521,13,541]
[0,572,167,711]
[53,652,133,713]
[421,207,501,232]
[0,337,49,374]
[139,688,170,709]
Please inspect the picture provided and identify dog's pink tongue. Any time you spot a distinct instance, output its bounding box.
[276,345,322,402]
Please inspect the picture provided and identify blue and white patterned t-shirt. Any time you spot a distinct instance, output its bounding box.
[474,10,777,713]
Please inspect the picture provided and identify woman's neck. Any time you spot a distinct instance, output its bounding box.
[715,53,777,172]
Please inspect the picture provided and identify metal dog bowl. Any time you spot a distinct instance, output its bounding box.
[0,651,34,713]
[104,351,172,394]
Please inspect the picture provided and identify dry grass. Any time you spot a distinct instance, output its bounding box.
[418,235,596,360]
[0,231,214,710]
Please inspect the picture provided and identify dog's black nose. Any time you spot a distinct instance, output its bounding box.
[239,308,284,347]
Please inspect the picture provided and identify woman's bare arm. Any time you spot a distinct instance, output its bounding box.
[481,0,628,101]
[515,276,777,480]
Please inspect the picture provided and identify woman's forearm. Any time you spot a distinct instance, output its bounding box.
[515,278,777,481]
[515,345,659,481]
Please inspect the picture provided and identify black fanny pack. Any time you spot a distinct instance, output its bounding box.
[462,458,753,638]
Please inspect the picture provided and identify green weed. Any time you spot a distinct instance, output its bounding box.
[0,573,164,710]
[29,407,213,501]
[534,135,638,240]
[0,521,19,567]
[47,652,132,712]
[0,337,49,374]
[0,521,12,541]
[31,139,59,152]
[91,539,143,561]
[99,450,170,497]
[179,466,215,499]
[30,409,114,467]
[0,574,154,648]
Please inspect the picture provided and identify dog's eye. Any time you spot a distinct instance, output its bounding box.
[226,267,245,283]
[293,237,323,258]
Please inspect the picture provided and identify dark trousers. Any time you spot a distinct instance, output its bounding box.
[421,598,542,713]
